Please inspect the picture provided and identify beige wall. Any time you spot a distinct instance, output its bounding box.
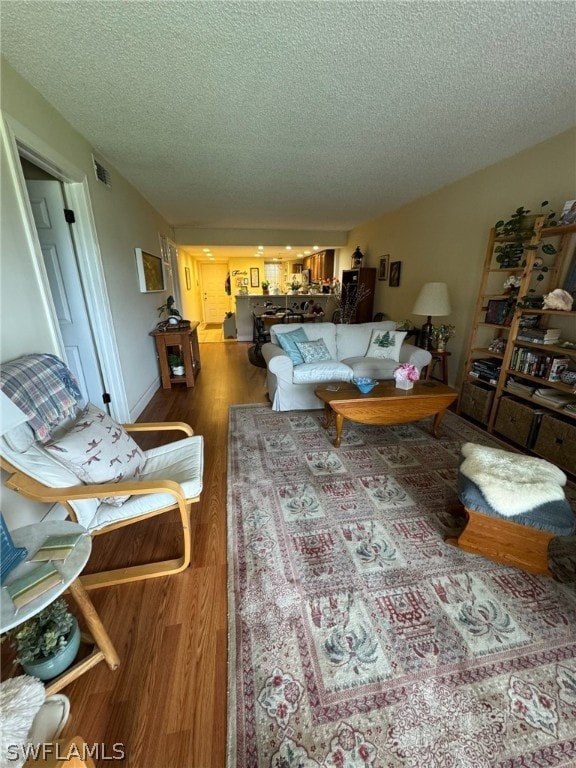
[347,128,576,386]
[1,59,173,416]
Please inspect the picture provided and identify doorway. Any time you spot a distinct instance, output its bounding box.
[200,263,231,324]
[0,110,130,421]
[24,172,106,405]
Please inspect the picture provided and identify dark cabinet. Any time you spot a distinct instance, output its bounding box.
[304,249,335,282]
[340,268,376,323]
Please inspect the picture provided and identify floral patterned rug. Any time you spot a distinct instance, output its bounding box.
[226,405,576,767]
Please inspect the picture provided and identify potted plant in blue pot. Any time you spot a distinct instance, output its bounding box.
[4,598,81,681]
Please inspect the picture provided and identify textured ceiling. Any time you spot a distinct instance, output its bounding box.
[1,1,575,241]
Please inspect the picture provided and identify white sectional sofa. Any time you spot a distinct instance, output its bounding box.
[261,321,431,411]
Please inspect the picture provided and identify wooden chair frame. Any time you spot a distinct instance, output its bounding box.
[1,422,200,590]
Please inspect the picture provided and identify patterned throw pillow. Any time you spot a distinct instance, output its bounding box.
[276,327,309,365]
[295,338,333,364]
[44,404,145,506]
[365,329,407,361]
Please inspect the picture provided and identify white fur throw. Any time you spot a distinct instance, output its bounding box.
[0,675,45,768]
[460,443,567,516]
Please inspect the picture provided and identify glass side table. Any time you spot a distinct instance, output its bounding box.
[1,520,119,695]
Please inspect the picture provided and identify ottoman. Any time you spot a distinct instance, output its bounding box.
[446,442,574,576]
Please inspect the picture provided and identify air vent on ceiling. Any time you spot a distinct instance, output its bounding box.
[92,156,111,188]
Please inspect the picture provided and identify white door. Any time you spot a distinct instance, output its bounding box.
[200,263,231,323]
[25,180,106,404]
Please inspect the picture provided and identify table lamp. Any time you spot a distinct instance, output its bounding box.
[412,282,451,350]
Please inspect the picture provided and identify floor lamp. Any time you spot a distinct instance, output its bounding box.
[412,282,451,351]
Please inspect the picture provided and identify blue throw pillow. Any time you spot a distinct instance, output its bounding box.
[295,338,332,363]
[276,327,309,365]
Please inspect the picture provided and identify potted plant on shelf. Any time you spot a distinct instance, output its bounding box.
[3,598,81,681]
[289,279,301,294]
[168,352,185,376]
[261,280,270,295]
[157,295,182,325]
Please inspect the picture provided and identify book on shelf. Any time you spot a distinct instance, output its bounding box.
[516,328,561,344]
[29,532,84,562]
[506,378,536,395]
[532,388,576,407]
[470,371,498,385]
[5,561,63,609]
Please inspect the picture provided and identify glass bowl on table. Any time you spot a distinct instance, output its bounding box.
[352,377,378,394]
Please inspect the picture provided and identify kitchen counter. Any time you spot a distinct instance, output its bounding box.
[234,293,338,341]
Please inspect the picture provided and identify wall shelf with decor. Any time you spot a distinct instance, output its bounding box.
[459,214,576,475]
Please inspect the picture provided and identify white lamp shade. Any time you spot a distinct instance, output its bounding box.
[412,282,451,317]
[0,392,29,435]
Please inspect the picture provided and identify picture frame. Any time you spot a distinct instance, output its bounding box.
[559,199,576,226]
[389,261,401,287]
[250,267,260,288]
[563,252,576,294]
[185,266,191,291]
[485,299,511,325]
[378,255,389,281]
[135,248,165,293]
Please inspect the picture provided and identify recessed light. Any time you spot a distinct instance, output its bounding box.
[258,245,264,251]
[313,245,319,250]
[285,245,292,250]
[203,248,210,253]
[304,251,311,255]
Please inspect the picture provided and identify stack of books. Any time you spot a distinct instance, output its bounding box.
[532,387,576,409]
[470,358,502,385]
[516,328,561,345]
[29,532,84,562]
[509,350,570,381]
[6,561,63,609]
[506,377,536,396]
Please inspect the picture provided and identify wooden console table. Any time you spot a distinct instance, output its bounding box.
[150,321,201,389]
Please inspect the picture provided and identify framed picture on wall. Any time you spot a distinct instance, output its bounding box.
[378,255,389,281]
[250,267,260,287]
[389,260,401,287]
[135,248,165,292]
[185,266,191,291]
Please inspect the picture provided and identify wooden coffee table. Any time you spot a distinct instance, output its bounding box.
[315,380,458,447]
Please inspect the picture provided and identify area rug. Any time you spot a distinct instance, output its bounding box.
[226,405,576,767]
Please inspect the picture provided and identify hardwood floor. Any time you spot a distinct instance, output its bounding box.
[64,341,268,768]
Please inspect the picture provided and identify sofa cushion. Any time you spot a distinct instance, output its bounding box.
[43,404,144,506]
[276,327,309,365]
[365,329,407,361]
[342,357,401,379]
[296,338,332,363]
[336,321,396,360]
[293,361,353,384]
